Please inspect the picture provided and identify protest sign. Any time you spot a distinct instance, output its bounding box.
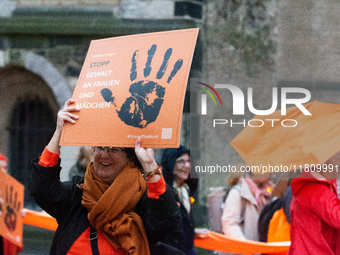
[0,170,24,248]
[60,28,199,148]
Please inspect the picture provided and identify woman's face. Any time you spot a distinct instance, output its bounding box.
[173,153,191,186]
[92,147,128,185]
[252,177,271,188]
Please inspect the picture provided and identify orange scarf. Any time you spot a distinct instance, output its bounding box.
[80,162,150,255]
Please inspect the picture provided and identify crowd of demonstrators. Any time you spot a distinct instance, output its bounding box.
[221,172,274,242]
[28,99,183,255]
[218,151,340,255]
[68,146,93,179]
[6,99,340,255]
[0,154,22,255]
[161,146,198,255]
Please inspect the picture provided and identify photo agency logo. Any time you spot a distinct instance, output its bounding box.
[196,82,223,114]
[195,81,312,128]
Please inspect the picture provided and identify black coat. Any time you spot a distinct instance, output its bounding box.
[29,158,182,255]
[161,146,198,255]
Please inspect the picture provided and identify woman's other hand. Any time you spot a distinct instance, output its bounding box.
[47,99,80,153]
[56,99,80,132]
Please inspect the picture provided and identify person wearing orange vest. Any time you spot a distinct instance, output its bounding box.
[29,99,183,255]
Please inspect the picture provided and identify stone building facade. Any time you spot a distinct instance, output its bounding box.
[0,0,202,202]
[193,0,340,205]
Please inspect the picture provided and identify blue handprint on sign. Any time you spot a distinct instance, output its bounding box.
[101,44,183,128]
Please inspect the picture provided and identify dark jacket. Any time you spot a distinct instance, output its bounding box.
[161,146,198,255]
[29,158,182,255]
[258,186,292,242]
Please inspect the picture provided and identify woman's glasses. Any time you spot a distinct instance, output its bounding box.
[176,159,191,166]
[92,147,125,154]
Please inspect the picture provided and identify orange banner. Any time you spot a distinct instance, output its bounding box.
[20,212,292,255]
[22,209,58,231]
[60,28,199,148]
[194,230,290,254]
[0,170,24,248]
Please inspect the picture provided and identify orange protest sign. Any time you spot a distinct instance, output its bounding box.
[60,28,199,148]
[0,170,24,248]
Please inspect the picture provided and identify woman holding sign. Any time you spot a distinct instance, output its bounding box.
[28,99,183,255]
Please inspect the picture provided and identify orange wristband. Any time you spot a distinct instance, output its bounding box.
[142,166,161,180]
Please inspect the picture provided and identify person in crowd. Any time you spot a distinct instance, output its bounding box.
[68,146,93,179]
[0,153,8,173]
[28,99,182,255]
[258,173,296,244]
[161,146,198,255]
[288,151,340,254]
[221,172,273,241]
[0,153,22,255]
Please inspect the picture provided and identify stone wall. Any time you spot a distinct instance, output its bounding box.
[203,0,278,79]
[195,0,340,210]
[278,0,340,81]
[194,0,279,203]
[11,0,120,7]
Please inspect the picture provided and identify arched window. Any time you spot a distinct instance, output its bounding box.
[8,97,56,209]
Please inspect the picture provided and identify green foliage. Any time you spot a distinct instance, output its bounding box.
[241,25,275,75]
[205,0,276,77]
[206,22,275,76]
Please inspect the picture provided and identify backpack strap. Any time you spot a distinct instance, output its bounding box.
[223,184,241,204]
[89,225,100,255]
[232,184,242,193]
